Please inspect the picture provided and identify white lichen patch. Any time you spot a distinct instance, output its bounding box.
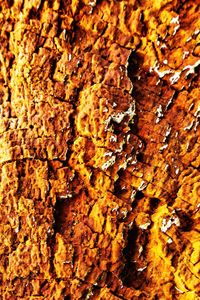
[170,16,179,24]
[170,71,181,84]
[183,60,200,77]
[160,144,168,151]
[156,104,164,123]
[111,112,125,123]
[139,221,151,230]
[110,135,117,142]
[138,245,143,256]
[174,166,180,175]
[170,16,180,35]
[165,125,171,137]
[104,103,135,132]
[130,189,136,201]
[14,226,19,233]
[111,205,119,213]
[161,215,180,233]
[167,238,173,244]
[184,120,194,131]
[104,151,113,157]
[59,193,73,199]
[137,266,147,272]
[154,65,172,78]
[163,125,171,143]
[88,0,96,7]
[194,104,200,117]
[173,24,180,35]
[102,155,116,170]
[138,180,148,191]
[110,103,136,124]
[182,51,189,60]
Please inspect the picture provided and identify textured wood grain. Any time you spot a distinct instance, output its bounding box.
[0,0,199,299]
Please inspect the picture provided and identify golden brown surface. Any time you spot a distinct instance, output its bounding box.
[0,0,200,299]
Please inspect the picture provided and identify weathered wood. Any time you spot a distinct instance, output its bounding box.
[0,0,199,299]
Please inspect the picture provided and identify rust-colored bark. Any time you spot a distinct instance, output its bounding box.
[0,0,199,299]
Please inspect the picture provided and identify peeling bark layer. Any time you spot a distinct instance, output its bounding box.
[0,0,200,299]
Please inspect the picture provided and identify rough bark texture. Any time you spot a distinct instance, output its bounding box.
[0,0,200,299]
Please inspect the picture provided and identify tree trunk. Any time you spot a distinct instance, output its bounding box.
[0,0,199,299]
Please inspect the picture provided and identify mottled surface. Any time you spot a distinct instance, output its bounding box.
[0,0,199,299]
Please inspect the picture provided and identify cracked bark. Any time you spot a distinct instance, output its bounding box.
[0,0,200,299]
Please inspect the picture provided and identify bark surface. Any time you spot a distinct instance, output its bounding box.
[0,0,200,299]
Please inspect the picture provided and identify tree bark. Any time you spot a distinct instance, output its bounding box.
[0,0,199,299]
